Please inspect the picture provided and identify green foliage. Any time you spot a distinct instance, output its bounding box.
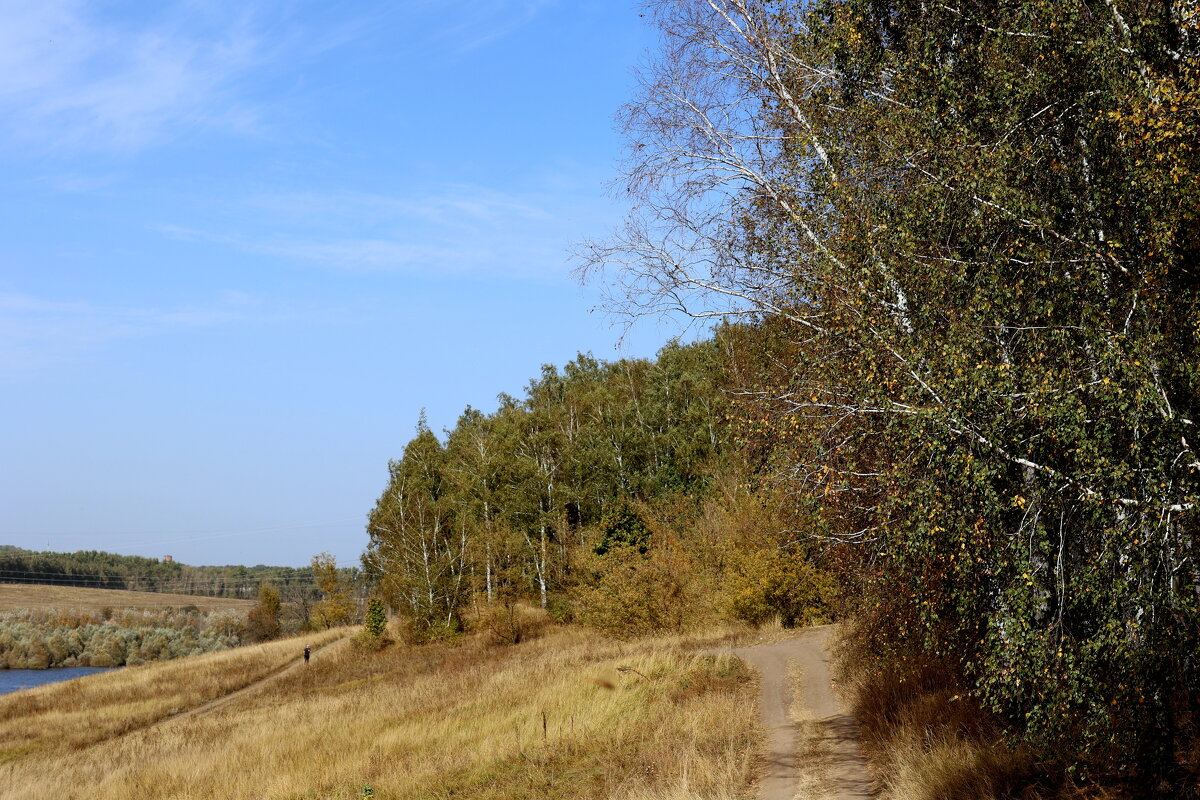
[365,417,469,642]
[363,597,387,639]
[593,501,651,555]
[363,338,841,643]
[0,607,242,668]
[613,0,1200,785]
[364,341,731,630]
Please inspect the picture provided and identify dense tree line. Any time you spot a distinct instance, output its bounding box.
[366,342,722,634]
[0,546,356,603]
[364,341,837,642]
[580,0,1200,789]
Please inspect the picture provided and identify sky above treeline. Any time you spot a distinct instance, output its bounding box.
[0,0,685,568]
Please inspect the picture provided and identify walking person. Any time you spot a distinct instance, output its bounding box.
[304,644,311,664]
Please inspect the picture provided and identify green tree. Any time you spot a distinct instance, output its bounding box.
[593,500,650,556]
[588,0,1200,784]
[363,597,388,641]
[365,416,469,641]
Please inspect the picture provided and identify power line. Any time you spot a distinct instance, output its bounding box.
[0,569,320,581]
[14,518,362,542]
[0,574,331,595]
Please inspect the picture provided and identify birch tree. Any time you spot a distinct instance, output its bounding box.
[581,0,1200,780]
[364,416,469,641]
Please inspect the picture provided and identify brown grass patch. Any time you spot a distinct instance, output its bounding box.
[0,627,345,762]
[0,624,759,800]
[0,583,253,613]
[832,621,1042,800]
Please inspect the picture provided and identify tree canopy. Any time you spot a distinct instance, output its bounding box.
[581,0,1200,786]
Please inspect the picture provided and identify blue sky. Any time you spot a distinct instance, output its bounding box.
[0,0,682,567]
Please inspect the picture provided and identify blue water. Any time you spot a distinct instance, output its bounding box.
[0,667,115,695]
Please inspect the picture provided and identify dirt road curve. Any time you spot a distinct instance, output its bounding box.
[717,626,875,800]
[165,636,351,725]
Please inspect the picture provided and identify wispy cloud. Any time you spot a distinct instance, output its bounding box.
[159,181,605,279]
[427,0,558,53]
[27,172,121,194]
[0,0,556,155]
[0,0,269,152]
[0,290,279,375]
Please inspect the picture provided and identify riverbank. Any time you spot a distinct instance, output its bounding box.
[0,622,757,800]
[0,666,115,695]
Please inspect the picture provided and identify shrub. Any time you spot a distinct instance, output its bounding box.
[475,601,552,646]
[353,597,392,650]
[723,547,836,628]
[246,584,282,641]
[577,542,693,637]
[364,597,387,639]
[0,608,244,668]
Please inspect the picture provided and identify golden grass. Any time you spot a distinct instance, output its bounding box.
[0,623,759,800]
[832,623,1040,800]
[0,627,345,763]
[0,583,253,613]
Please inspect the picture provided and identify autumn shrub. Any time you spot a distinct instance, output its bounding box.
[246,583,282,641]
[0,608,242,668]
[723,546,836,628]
[474,601,553,645]
[577,538,698,637]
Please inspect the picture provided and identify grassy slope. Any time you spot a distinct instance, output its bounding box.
[0,583,253,613]
[0,625,759,800]
[0,628,345,764]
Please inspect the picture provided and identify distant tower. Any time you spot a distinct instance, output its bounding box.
[163,555,174,563]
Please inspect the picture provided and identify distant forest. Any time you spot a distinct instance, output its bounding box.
[0,545,358,601]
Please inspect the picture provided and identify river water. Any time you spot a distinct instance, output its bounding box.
[0,667,115,695]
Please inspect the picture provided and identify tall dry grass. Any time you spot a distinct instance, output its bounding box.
[0,621,759,800]
[0,627,344,762]
[832,621,1043,800]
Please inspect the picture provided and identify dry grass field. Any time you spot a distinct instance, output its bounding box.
[833,624,1042,800]
[0,621,759,800]
[0,627,346,763]
[0,583,253,613]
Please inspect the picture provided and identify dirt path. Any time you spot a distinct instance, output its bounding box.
[715,626,875,800]
[165,635,351,725]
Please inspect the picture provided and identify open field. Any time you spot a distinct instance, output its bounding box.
[0,583,253,613]
[0,622,759,800]
[0,627,346,762]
